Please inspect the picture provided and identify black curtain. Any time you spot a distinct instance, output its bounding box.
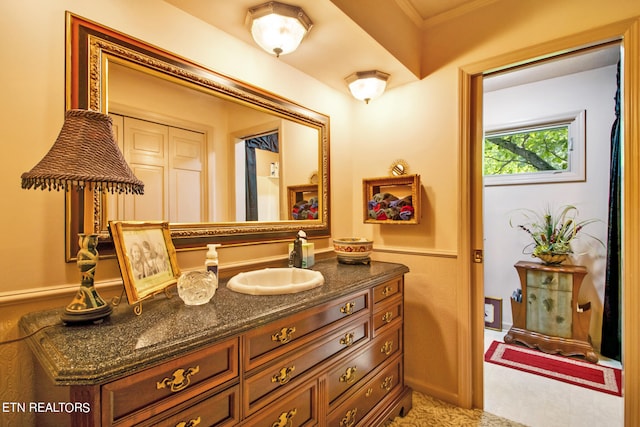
[245,132,279,221]
[601,60,621,361]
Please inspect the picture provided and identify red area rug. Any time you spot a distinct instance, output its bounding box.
[485,341,622,396]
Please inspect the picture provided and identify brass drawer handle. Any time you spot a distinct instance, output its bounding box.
[339,366,358,384]
[340,302,356,315]
[176,416,201,427]
[381,340,394,356]
[271,327,296,344]
[340,332,355,347]
[381,375,394,392]
[340,408,358,427]
[365,387,373,397]
[272,409,297,427]
[271,366,295,385]
[382,311,394,323]
[156,366,200,393]
[382,285,393,296]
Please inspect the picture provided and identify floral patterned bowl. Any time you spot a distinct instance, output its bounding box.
[333,238,373,264]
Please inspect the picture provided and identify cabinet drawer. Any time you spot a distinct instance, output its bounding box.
[245,315,370,414]
[326,326,401,404]
[328,358,402,427]
[372,277,402,305]
[244,290,369,371]
[139,385,239,427]
[526,270,573,291]
[244,380,318,427]
[102,338,239,426]
[372,296,403,336]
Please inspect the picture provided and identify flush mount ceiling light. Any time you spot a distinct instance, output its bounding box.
[345,70,390,104]
[246,1,313,57]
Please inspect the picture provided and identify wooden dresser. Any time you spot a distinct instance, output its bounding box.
[21,260,412,426]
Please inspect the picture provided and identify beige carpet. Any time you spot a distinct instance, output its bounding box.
[386,391,526,427]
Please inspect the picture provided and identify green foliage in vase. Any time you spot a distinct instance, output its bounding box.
[510,205,603,257]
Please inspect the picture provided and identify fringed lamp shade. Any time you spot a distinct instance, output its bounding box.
[21,109,144,194]
[21,109,144,324]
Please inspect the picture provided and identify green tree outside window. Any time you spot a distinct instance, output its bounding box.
[484,126,569,176]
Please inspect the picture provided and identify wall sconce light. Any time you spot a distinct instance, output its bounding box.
[21,109,144,324]
[246,1,313,57]
[345,70,390,104]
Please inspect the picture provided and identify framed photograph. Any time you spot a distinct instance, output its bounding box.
[484,297,502,331]
[109,221,180,305]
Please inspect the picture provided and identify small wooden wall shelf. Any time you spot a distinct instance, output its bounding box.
[363,174,420,224]
[505,261,597,363]
[287,184,318,220]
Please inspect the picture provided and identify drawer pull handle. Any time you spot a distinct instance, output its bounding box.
[271,366,295,385]
[340,332,354,347]
[340,302,356,315]
[381,340,394,356]
[382,311,394,323]
[175,416,201,427]
[382,285,393,296]
[381,375,394,391]
[156,365,200,393]
[271,408,297,427]
[271,327,296,344]
[340,408,358,427]
[365,387,373,397]
[339,366,358,384]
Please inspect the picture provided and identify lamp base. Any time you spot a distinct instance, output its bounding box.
[61,301,112,324]
[61,233,113,325]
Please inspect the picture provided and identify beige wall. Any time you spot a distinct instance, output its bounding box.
[0,1,350,422]
[1,0,640,424]
[346,0,640,406]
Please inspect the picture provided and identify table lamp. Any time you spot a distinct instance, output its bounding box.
[21,109,144,324]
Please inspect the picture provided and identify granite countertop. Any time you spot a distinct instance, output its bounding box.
[20,259,408,386]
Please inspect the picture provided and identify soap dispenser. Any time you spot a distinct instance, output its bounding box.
[289,231,304,268]
[205,244,221,281]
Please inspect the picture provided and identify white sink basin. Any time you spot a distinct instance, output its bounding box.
[226,268,324,295]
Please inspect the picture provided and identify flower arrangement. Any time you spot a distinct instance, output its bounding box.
[510,205,602,264]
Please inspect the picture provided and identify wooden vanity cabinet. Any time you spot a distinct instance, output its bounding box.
[243,278,411,426]
[102,337,240,426]
[29,271,411,427]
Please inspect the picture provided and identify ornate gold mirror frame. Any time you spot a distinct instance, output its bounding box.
[65,13,330,260]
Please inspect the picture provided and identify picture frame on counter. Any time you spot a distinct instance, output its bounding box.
[109,220,180,310]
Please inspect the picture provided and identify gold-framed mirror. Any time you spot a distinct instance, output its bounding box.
[65,13,330,260]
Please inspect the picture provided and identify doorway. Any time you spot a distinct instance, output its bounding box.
[459,18,640,426]
[480,45,622,426]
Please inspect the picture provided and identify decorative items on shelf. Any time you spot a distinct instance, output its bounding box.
[288,184,319,220]
[510,204,602,265]
[363,174,420,224]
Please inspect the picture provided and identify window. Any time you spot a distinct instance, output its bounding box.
[483,110,586,186]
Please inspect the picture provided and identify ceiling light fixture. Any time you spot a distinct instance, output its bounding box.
[345,70,390,104]
[246,1,313,58]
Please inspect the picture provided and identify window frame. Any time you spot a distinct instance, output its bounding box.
[483,110,586,186]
